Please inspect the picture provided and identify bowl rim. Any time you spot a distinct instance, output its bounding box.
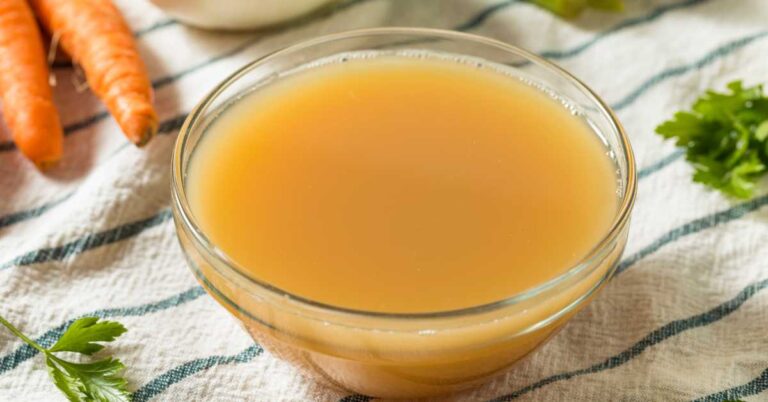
[171,27,637,320]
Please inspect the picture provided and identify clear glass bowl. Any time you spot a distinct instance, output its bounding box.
[171,28,636,399]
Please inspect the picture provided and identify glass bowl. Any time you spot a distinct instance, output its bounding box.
[171,28,636,399]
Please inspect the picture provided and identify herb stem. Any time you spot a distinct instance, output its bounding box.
[0,313,48,354]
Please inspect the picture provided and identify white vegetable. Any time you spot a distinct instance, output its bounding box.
[148,0,337,30]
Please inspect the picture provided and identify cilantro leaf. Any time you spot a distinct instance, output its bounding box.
[0,314,131,402]
[529,0,624,18]
[656,80,768,199]
[50,317,127,355]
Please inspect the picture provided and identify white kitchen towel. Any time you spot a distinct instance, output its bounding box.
[1,0,767,400]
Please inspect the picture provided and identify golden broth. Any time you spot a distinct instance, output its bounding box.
[187,56,618,313]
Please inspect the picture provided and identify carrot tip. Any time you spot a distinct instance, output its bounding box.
[134,127,156,147]
[35,157,59,171]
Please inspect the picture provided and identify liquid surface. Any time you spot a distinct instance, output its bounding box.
[188,56,618,313]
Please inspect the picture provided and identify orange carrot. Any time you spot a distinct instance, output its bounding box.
[30,0,157,146]
[0,0,63,168]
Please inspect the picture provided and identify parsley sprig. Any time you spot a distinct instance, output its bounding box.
[530,0,624,18]
[0,314,131,402]
[656,81,768,199]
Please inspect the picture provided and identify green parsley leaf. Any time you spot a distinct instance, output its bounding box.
[46,358,89,401]
[0,314,131,402]
[50,316,127,355]
[49,357,130,402]
[529,0,624,18]
[656,80,768,199]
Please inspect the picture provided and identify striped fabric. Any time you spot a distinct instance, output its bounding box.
[1,0,767,400]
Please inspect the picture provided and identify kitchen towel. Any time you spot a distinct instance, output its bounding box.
[1,0,767,400]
